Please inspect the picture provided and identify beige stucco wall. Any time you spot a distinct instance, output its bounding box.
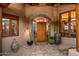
[61,37,76,47]
[8,3,25,18]
[58,4,76,13]
[25,6,54,20]
[25,5,55,36]
[2,8,27,53]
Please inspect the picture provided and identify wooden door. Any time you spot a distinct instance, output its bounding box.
[37,22,46,42]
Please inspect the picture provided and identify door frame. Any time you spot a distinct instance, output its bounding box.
[29,14,51,43]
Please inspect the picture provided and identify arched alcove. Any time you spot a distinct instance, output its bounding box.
[29,14,51,44]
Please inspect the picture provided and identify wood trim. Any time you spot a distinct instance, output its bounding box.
[76,4,79,51]
[0,19,2,55]
[0,3,10,8]
[2,13,19,37]
[60,9,75,15]
[68,12,70,37]
[0,8,2,55]
[2,13,19,20]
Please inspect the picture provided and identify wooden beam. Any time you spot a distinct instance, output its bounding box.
[0,3,10,8]
[76,4,79,51]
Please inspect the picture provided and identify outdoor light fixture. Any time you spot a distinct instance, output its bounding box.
[35,17,47,22]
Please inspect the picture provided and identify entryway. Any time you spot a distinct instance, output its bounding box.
[31,15,50,44]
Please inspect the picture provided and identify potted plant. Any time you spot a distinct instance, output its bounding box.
[48,36,55,44]
[27,29,33,46]
[27,39,33,46]
[53,20,61,45]
[54,33,61,45]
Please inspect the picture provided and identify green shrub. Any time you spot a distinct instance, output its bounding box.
[48,36,55,44]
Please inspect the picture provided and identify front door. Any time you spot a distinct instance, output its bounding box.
[37,22,46,42]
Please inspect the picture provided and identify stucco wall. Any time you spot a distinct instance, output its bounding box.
[8,3,25,18]
[58,4,76,13]
[2,8,27,53]
[25,6,54,20]
[61,37,76,47]
[25,5,55,36]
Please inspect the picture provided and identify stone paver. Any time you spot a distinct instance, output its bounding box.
[9,44,66,56]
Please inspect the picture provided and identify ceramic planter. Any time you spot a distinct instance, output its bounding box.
[11,39,19,53]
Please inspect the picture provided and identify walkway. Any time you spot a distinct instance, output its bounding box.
[9,44,67,56]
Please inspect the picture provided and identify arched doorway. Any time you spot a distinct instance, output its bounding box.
[29,15,51,44]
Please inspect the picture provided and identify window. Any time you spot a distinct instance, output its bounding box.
[61,13,69,33]
[60,10,76,37]
[70,11,76,33]
[2,13,19,37]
